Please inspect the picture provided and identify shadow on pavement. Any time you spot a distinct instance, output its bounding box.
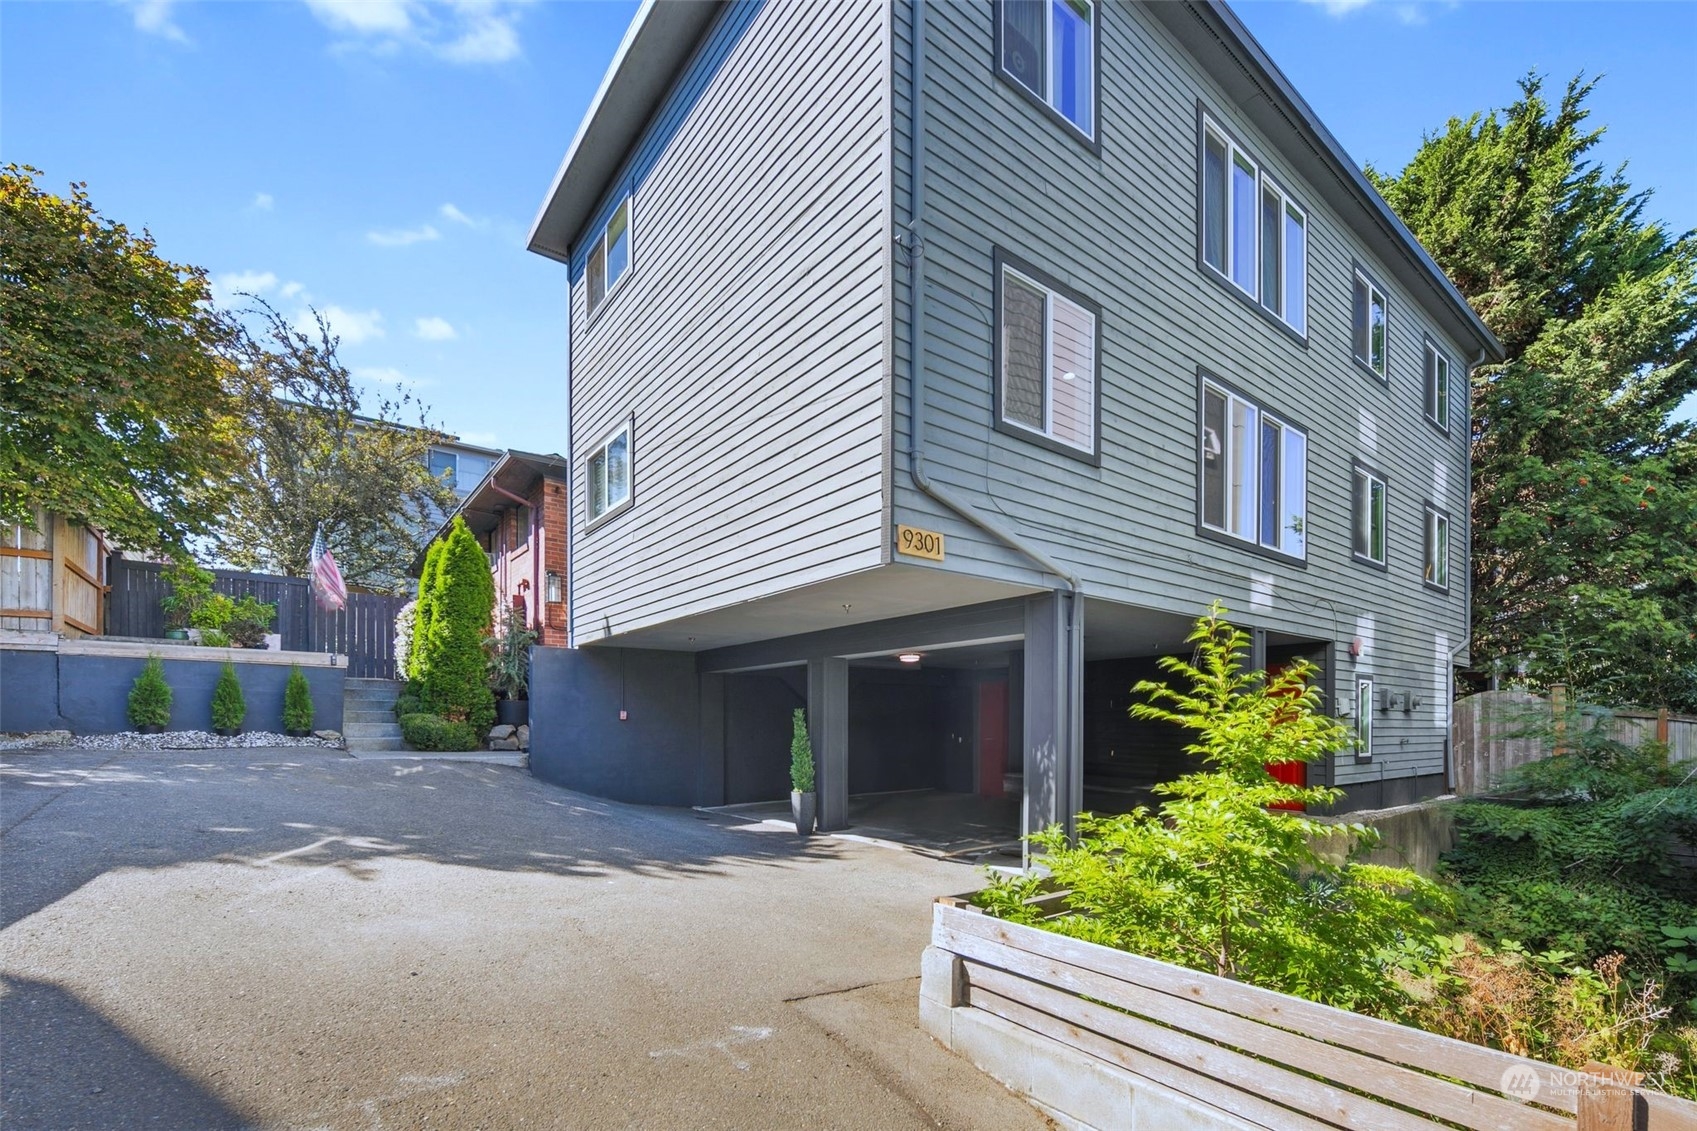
[0,975,250,1130]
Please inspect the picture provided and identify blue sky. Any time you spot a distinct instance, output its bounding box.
[4,0,1693,451]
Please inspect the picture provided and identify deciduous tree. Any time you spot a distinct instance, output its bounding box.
[1371,76,1697,708]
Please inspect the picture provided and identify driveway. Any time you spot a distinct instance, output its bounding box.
[0,747,1049,1130]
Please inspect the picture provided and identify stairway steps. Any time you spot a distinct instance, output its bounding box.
[345,736,409,752]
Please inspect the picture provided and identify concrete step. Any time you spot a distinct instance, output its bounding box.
[343,722,403,738]
[344,707,399,724]
[345,678,403,691]
[345,736,409,752]
[344,686,400,700]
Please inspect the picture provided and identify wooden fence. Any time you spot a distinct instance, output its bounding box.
[1453,689,1697,795]
[923,898,1697,1131]
[105,558,403,679]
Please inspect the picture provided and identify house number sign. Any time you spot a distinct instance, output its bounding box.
[896,525,945,561]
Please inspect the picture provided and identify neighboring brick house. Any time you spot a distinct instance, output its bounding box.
[424,450,568,646]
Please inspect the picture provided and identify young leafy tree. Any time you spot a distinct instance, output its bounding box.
[1,165,240,555]
[1369,75,1697,708]
[416,517,495,732]
[215,300,457,594]
[977,606,1445,1013]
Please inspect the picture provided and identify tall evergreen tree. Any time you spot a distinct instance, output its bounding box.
[416,517,495,732]
[1371,75,1697,709]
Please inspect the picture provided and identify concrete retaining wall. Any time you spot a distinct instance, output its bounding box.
[1312,796,1458,877]
[1,645,344,735]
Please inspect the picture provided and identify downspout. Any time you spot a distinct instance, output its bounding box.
[905,0,1083,843]
[1445,347,1487,792]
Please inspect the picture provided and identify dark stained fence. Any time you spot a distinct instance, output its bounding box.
[106,557,402,678]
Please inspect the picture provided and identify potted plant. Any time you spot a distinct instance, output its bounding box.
[225,595,277,649]
[211,662,246,736]
[790,708,816,836]
[160,560,215,641]
[127,655,172,734]
[486,606,539,727]
[282,665,314,737]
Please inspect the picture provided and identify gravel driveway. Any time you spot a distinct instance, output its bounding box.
[0,747,1048,1130]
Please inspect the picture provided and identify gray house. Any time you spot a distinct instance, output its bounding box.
[524,0,1502,841]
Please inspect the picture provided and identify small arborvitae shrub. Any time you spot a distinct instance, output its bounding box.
[127,655,173,729]
[399,712,480,752]
[282,666,314,733]
[211,662,246,731]
[790,708,814,793]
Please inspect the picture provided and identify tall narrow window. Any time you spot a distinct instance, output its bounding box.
[1352,465,1387,566]
[1199,117,1307,335]
[586,419,633,526]
[1424,340,1452,431]
[1356,678,1375,757]
[997,259,1098,459]
[1424,505,1450,591]
[586,196,633,317]
[998,0,1095,140]
[1198,378,1307,560]
[1353,270,1387,378]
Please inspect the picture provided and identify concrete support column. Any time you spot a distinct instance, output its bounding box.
[1023,591,1082,845]
[808,657,849,831]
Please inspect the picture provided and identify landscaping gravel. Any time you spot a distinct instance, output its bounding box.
[0,730,340,752]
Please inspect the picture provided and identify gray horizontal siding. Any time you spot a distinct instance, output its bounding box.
[894,0,1470,785]
[569,0,890,643]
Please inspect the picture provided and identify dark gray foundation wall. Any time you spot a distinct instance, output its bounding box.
[0,649,345,735]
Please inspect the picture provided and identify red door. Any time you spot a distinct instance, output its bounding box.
[977,680,1009,798]
[1265,662,1306,810]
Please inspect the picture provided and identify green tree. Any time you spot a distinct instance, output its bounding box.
[210,662,246,732]
[1370,75,1697,708]
[409,538,446,682]
[215,301,456,594]
[127,656,173,730]
[283,666,315,734]
[1,165,240,556]
[977,606,1444,1013]
[789,709,814,793]
[416,517,495,732]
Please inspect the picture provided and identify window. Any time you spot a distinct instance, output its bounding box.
[1200,117,1307,335]
[1356,678,1374,757]
[998,0,1095,140]
[1424,505,1450,591]
[1424,339,1452,431]
[996,258,1099,460]
[586,420,632,526]
[1352,269,1387,379]
[586,197,632,316]
[1352,464,1388,567]
[513,504,531,549]
[428,448,457,488]
[1199,379,1307,559]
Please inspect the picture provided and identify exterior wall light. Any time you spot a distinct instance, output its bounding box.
[898,653,922,664]
[545,571,563,603]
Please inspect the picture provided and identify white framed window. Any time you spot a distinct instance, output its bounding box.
[586,196,632,316]
[1352,464,1388,566]
[1199,379,1307,559]
[585,418,632,526]
[1355,678,1375,757]
[1424,339,1452,431]
[1352,269,1388,379]
[1201,116,1307,335]
[998,0,1095,141]
[1424,504,1450,591]
[996,256,1099,460]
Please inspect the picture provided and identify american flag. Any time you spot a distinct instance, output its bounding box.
[310,527,347,612]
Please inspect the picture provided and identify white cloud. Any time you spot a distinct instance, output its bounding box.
[301,0,529,65]
[439,202,486,228]
[366,224,440,247]
[210,270,279,307]
[1297,0,1373,13]
[251,192,275,211]
[414,316,457,341]
[128,0,189,43]
[312,305,385,345]
[354,365,435,390]
[279,281,307,300]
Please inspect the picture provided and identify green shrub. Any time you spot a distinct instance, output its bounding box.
[127,655,172,729]
[198,627,231,648]
[409,540,444,681]
[976,604,1445,1013]
[283,666,314,733]
[225,595,276,647]
[789,708,814,793]
[416,517,495,732]
[485,605,538,700]
[210,662,245,731]
[399,712,480,752]
[160,560,215,630]
[393,683,425,720]
[190,591,235,630]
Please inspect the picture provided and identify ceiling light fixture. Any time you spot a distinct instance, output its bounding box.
[897,653,922,664]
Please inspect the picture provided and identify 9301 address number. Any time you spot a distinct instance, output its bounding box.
[896,525,945,561]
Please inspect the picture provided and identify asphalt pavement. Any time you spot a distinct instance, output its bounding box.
[0,747,1050,1130]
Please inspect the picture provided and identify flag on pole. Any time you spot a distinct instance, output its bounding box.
[310,526,347,612]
